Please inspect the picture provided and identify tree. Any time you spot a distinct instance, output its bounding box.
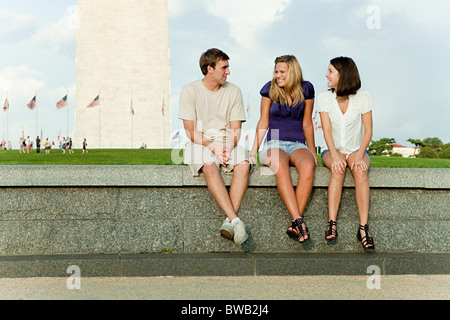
[422,137,443,151]
[407,138,424,158]
[369,138,396,156]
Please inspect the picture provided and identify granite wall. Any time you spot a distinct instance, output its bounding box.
[0,166,448,255]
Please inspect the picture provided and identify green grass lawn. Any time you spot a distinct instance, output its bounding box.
[0,149,177,166]
[0,148,449,168]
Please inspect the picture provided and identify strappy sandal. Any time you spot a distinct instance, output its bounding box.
[325,220,338,243]
[286,217,310,243]
[286,219,299,240]
[357,224,375,252]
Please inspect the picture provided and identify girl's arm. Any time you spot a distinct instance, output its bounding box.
[302,99,318,166]
[250,97,271,165]
[320,111,347,174]
[351,111,373,172]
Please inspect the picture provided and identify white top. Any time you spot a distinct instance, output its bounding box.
[178,80,246,142]
[317,90,372,155]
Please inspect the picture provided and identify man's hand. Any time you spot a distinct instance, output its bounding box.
[208,143,230,166]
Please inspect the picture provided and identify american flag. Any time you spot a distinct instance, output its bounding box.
[172,130,180,140]
[27,96,36,110]
[87,95,100,108]
[313,109,323,132]
[161,98,165,117]
[56,95,68,109]
[3,98,9,112]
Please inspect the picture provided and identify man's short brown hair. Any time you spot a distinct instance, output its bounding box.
[199,48,230,76]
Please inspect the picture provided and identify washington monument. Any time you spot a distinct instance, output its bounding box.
[75,0,171,149]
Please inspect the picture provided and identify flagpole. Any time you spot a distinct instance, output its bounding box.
[131,108,134,149]
[131,89,134,149]
[6,92,9,144]
[313,109,317,154]
[66,89,69,138]
[162,92,166,149]
[6,105,9,144]
[247,94,250,151]
[98,89,101,149]
[35,90,38,140]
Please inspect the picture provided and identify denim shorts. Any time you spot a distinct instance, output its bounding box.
[259,140,309,163]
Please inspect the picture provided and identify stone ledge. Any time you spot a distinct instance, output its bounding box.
[0,166,448,256]
[0,253,448,278]
[0,166,448,189]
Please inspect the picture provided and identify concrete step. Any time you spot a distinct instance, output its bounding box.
[0,253,448,278]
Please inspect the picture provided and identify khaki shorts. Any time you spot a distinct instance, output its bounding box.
[184,142,249,177]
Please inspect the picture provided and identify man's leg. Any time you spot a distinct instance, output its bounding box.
[202,162,238,221]
[229,161,250,213]
[202,161,249,244]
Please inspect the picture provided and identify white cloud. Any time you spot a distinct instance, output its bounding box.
[168,0,190,17]
[0,65,46,98]
[0,65,48,142]
[31,5,78,58]
[0,12,37,43]
[204,0,291,47]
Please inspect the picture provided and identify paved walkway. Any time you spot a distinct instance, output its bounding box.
[1,275,448,300]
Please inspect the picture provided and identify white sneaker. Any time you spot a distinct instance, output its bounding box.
[220,218,234,240]
[231,218,248,245]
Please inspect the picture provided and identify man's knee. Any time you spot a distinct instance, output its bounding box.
[202,162,219,175]
[235,160,250,173]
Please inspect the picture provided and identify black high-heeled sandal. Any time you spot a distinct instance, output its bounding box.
[286,217,310,243]
[286,219,299,239]
[357,224,375,251]
[325,220,338,242]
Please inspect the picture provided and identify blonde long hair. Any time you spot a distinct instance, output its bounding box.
[269,55,305,106]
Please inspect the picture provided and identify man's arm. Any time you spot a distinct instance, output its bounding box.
[183,120,228,166]
[226,121,243,154]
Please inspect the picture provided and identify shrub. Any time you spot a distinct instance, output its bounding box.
[417,146,438,158]
[439,144,450,159]
[391,153,403,157]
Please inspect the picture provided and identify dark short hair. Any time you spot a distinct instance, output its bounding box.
[330,57,361,96]
[199,48,230,76]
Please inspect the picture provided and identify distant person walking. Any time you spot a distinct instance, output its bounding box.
[19,138,24,153]
[82,138,88,153]
[62,137,66,154]
[44,138,51,154]
[26,136,31,154]
[68,138,74,154]
[36,136,41,153]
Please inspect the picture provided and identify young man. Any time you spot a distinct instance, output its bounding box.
[179,48,250,245]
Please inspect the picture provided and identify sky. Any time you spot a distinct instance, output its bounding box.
[0,0,449,150]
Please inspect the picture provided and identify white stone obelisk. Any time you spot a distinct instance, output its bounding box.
[75,0,171,149]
